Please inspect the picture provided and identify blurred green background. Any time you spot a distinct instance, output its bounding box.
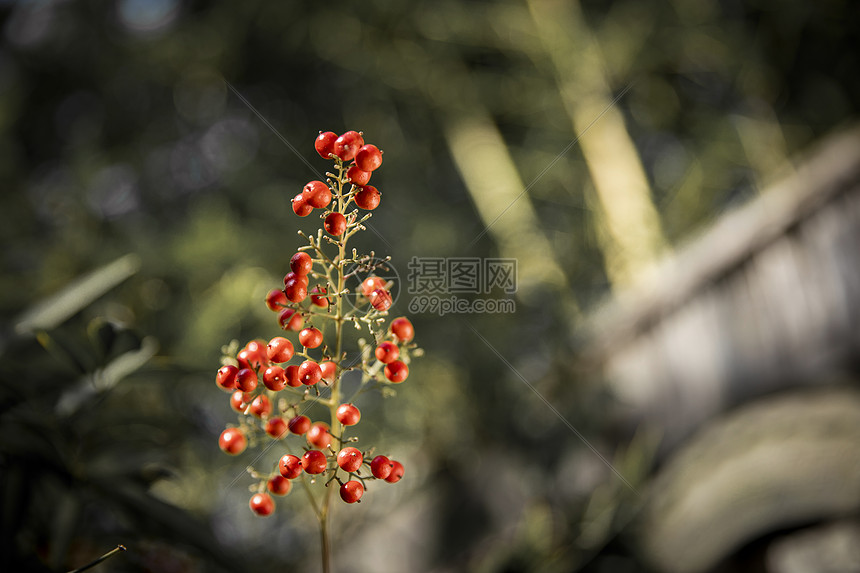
[1,0,857,572]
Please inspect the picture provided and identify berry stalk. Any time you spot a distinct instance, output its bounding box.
[214,130,418,572]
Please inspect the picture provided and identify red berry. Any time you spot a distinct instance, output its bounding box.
[278,308,304,332]
[336,403,361,426]
[384,460,404,483]
[283,271,309,288]
[298,360,322,386]
[299,327,323,349]
[324,212,347,236]
[284,279,307,303]
[263,365,287,391]
[375,341,399,364]
[249,394,272,418]
[333,131,364,161]
[285,364,302,387]
[288,415,311,435]
[216,364,239,391]
[279,454,303,479]
[320,360,337,384]
[238,340,269,370]
[302,181,332,209]
[265,289,288,311]
[370,455,393,479]
[384,360,409,383]
[306,422,331,449]
[340,480,364,503]
[361,276,387,297]
[310,285,329,307]
[290,252,313,276]
[390,317,414,342]
[370,288,392,311]
[315,131,337,159]
[301,450,328,474]
[346,164,371,186]
[249,492,275,516]
[336,447,363,472]
[230,390,249,412]
[266,336,295,363]
[354,185,380,210]
[265,417,289,439]
[235,368,258,392]
[219,428,247,455]
[292,193,313,217]
[247,340,269,364]
[355,144,382,172]
[267,475,292,496]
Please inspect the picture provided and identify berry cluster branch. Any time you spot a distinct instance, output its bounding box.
[213,131,420,572]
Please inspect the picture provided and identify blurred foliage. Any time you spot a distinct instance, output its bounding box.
[1,0,857,571]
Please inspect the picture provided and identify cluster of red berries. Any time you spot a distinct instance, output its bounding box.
[292,130,383,219]
[214,130,419,518]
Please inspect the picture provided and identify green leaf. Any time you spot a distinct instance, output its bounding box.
[14,254,141,337]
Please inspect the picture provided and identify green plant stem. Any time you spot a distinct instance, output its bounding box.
[317,159,350,573]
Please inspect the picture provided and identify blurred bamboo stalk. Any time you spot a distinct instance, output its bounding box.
[528,0,668,288]
[444,113,571,303]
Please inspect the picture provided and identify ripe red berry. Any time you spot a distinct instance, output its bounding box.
[361,276,387,297]
[279,454,303,479]
[216,364,238,391]
[370,455,393,479]
[263,365,287,391]
[292,193,313,216]
[333,131,364,161]
[355,144,383,172]
[370,288,392,311]
[337,447,363,472]
[285,364,302,387]
[267,475,292,496]
[336,403,361,426]
[278,308,304,332]
[288,415,311,435]
[354,185,380,210]
[265,417,289,439]
[235,368,258,392]
[219,428,247,455]
[384,460,404,483]
[310,285,329,307]
[290,252,313,276]
[324,212,347,236]
[390,317,415,342]
[230,390,249,412]
[302,181,332,209]
[384,360,409,383]
[346,164,371,186]
[301,450,328,474]
[249,492,275,516]
[239,340,269,369]
[284,278,307,303]
[283,271,309,288]
[340,480,364,503]
[298,360,322,386]
[249,394,272,418]
[265,288,288,311]
[320,360,337,384]
[315,131,337,159]
[299,327,323,349]
[375,341,399,364]
[266,336,295,363]
[306,422,332,449]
